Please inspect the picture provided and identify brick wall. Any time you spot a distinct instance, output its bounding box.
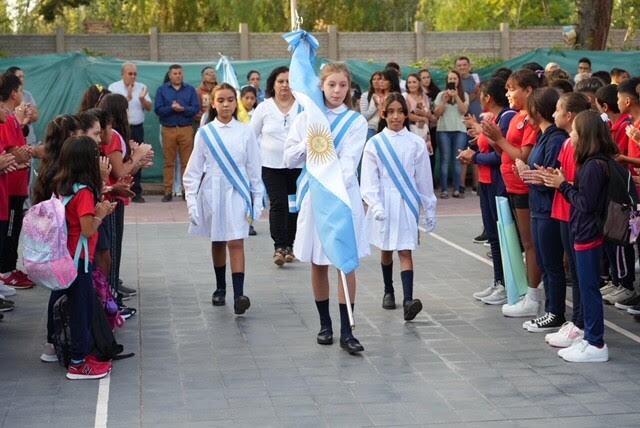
[1,27,639,63]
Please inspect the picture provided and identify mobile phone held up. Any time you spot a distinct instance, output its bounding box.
[446,82,456,91]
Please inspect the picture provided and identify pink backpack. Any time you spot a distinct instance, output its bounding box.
[22,185,89,291]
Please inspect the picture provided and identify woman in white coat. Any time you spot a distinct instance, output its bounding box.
[284,63,369,354]
[183,83,264,314]
[361,93,437,321]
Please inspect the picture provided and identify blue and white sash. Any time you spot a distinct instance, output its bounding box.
[289,110,361,213]
[371,133,421,223]
[200,123,253,218]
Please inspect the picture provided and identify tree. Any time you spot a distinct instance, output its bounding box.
[576,0,613,49]
[0,0,11,33]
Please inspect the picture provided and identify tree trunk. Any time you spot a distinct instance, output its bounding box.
[576,0,613,50]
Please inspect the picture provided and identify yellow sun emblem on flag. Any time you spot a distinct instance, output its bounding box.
[307,124,335,164]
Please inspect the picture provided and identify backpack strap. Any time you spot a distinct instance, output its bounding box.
[61,184,90,274]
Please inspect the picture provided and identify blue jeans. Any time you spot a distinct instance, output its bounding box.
[531,216,566,316]
[559,221,582,328]
[575,246,605,347]
[437,131,467,192]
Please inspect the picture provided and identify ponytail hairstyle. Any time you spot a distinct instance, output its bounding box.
[320,63,354,109]
[595,84,620,114]
[79,84,110,112]
[33,115,80,203]
[527,87,559,125]
[507,69,542,93]
[560,92,591,115]
[52,136,103,201]
[98,93,131,159]
[377,92,411,132]
[205,83,238,125]
[479,78,509,109]
[75,110,100,134]
[573,110,618,166]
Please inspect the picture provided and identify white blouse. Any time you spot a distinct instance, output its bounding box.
[251,97,301,169]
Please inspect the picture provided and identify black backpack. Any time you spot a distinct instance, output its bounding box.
[592,156,639,245]
[52,295,72,368]
[91,295,135,362]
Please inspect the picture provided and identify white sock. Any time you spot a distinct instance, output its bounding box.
[527,286,543,302]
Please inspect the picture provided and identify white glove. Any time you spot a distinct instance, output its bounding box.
[372,207,385,221]
[187,204,199,226]
[252,196,264,221]
[423,216,436,233]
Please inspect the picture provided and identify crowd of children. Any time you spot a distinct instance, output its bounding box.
[2,55,639,382]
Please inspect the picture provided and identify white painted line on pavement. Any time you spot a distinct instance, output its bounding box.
[422,227,640,345]
[94,375,110,428]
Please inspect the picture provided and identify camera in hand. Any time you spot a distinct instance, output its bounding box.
[446,82,456,90]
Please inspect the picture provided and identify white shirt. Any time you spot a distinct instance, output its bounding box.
[108,80,152,126]
[251,98,301,169]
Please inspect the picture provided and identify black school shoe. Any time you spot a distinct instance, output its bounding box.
[382,293,396,309]
[317,327,333,345]
[161,194,172,202]
[248,225,257,236]
[234,296,251,315]
[340,336,364,354]
[403,299,423,321]
[211,290,226,306]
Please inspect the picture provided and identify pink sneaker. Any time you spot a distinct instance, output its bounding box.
[545,322,583,348]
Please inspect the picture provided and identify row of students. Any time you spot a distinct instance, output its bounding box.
[183,63,437,355]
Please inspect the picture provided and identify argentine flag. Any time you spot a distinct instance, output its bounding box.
[283,30,360,274]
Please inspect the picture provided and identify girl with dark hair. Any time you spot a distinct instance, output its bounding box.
[184,83,264,313]
[97,94,152,316]
[360,71,384,140]
[434,70,469,198]
[251,67,302,265]
[516,87,568,332]
[50,136,116,379]
[542,110,618,363]
[32,115,80,204]
[361,93,436,321]
[239,86,257,122]
[544,92,591,348]
[79,84,110,112]
[459,78,516,302]
[479,69,542,314]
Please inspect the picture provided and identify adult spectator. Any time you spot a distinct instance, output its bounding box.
[360,71,383,140]
[251,66,301,266]
[109,62,152,203]
[575,57,592,83]
[455,56,481,119]
[385,62,406,92]
[611,68,630,85]
[195,66,217,126]
[154,64,199,202]
[247,70,265,103]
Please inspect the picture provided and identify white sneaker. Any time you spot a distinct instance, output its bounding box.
[599,282,618,296]
[480,286,507,305]
[473,283,498,301]
[558,340,609,363]
[0,283,15,297]
[545,322,584,348]
[39,343,58,363]
[603,287,635,305]
[502,294,540,318]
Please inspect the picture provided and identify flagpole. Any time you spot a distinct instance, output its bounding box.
[339,270,355,328]
[290,0,298,31]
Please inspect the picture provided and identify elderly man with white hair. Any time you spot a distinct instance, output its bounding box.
[109,62,153,203]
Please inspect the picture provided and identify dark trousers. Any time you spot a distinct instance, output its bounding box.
[575,246,605,347]
[604,242,635,291]
[262,167,301,250]
[531,216,566,316]
[478,182,504,283]
[110,201,125,297]
[47,263,95,360]
[559,221,583,328]
[130,123,144,197]
[0,196,26,273]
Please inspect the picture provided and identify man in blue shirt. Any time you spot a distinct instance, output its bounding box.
[155,64,200,202]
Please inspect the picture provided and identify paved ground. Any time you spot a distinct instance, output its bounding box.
[1,193,640,428]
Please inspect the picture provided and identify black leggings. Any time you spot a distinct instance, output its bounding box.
[0,196,26,273]
[262,167,301,250]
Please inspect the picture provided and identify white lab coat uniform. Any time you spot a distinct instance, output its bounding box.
[360,127,437,251]
[183,118,264,241]
[283,105,370,265]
